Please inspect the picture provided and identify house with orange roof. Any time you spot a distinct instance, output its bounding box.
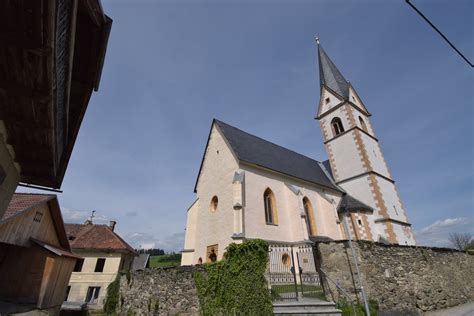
[0,193,80,315]
[63,221,137,311]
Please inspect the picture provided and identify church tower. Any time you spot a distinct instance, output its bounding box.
[315,39,416,245]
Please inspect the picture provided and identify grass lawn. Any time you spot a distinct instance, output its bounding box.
[149,253,181,268]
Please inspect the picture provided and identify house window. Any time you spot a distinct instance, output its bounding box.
[73,259,84,272]
[206,245,218,263]
[358,219,362,226]
[94,258,106,272]
[331,117,344,136]
[85,287,101,304]
[65,286,71,301]
[197,257,203,264]
[263,188,278,225]
[359,116,368,132]
[281,253,291,267]
[33,212,43,223]
[303,197,317,236]
[210,196,218,213]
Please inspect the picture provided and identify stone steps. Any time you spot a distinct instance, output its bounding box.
[273,300,342,315]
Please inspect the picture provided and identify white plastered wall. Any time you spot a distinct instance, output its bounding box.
[360,133,391,179]
[67,251,132,308]
[191,125,239,264]
[327,132,366,181]
[181,199,199,265]
[318,88,343,116]
[242,163,343,243]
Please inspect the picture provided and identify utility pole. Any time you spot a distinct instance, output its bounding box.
[342,212,370,316]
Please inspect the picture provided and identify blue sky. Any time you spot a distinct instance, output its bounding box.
[21,0,473,251]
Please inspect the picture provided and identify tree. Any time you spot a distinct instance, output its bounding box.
[448,232,472,251]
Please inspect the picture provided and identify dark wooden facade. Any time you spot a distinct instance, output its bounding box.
[0,194,80,313]
[0,0,112,189]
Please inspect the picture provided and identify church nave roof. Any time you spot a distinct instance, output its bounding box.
[212,119,341,192]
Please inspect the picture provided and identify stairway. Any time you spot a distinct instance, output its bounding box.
[273,298,342,315]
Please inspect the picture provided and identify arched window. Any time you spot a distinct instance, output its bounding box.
[331,117,344,136]
[210,196,218,212]
[303,197,317,236]
[197,257,203,264]
[263,188,278,225]
[359,116,368,133]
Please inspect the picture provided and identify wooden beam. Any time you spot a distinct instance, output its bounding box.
[0,80,52,100]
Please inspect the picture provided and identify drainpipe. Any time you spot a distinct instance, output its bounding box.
[342,211,370,316]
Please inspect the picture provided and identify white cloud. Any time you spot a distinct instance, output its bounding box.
[61,208,109,224]
[415,217,473,248]
[124,231,184,253]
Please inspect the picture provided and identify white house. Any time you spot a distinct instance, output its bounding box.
[181,41,416,266]
[63,221,137,311]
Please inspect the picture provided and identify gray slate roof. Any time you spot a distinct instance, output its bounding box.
[318,44,350,99]
[132,253,150,271]
[338,194,373,213]
[214,120,340,191]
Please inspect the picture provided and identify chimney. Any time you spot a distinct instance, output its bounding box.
[109,220,117,231]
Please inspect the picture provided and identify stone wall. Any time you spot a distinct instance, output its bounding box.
[117,266,202,315]
[317,241,474,313]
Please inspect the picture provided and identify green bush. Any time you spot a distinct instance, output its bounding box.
[193,239,273,315]
[336,299,378,316]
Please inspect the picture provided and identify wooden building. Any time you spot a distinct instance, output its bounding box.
[0,0,112,218]
[0,193,81,314]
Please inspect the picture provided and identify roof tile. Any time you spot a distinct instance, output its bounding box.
[2,193,54,221]
[65,223,136,254]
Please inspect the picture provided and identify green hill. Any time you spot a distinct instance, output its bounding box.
[149,253,181,268]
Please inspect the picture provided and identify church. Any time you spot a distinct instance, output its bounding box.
[181,41,416,265]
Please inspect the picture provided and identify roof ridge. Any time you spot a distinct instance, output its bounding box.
[105,225,136,253]
[13,192,56,197]
[214,119,322,164]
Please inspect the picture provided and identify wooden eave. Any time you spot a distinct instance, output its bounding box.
[0,0,112,189]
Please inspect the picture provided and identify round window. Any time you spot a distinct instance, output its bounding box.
[282,253,291,267]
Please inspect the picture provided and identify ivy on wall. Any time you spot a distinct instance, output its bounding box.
[104,274,121,314]
[193,239,273,315]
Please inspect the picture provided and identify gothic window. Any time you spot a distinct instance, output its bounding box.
[303,197,317,236]
[264,188,278,225]
[210,196,218,213]
[359,116,368,132]
[197,257,203,264]
[331,117,344,136]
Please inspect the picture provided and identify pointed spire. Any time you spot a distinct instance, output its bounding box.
[316,39,350,99]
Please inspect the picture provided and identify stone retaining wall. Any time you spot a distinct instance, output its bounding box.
[317,241,474,313]
[117,266,202,315]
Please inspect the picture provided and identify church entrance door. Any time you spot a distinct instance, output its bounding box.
[266,242,323,301]
[267,243,298,301]
[295,244,323,299]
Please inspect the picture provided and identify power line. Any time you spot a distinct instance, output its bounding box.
[406,0,473,68]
